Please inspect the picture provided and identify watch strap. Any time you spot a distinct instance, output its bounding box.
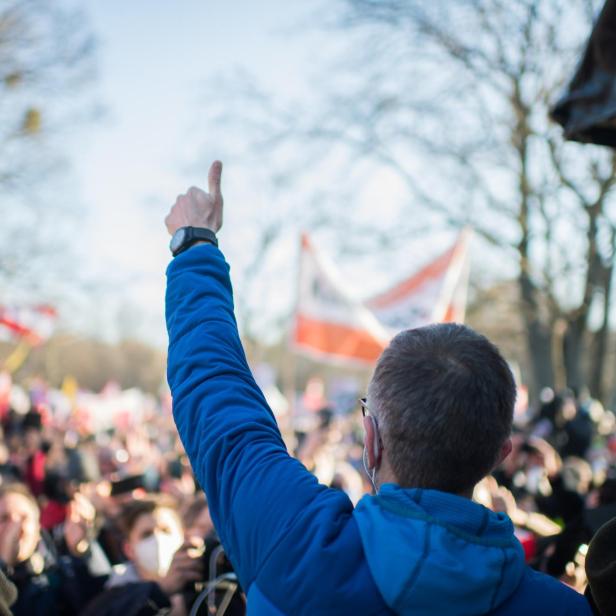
[172,226,218,256]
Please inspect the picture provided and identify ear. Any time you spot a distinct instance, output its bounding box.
[363,416,380,469]
[495,437,513,467]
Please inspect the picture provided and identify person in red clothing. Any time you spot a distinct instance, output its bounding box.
[22,411,45,497]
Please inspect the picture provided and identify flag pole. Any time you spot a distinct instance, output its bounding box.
[283,233,305,427]
[3,339,32,374]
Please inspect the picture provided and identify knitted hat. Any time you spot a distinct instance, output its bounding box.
[585,516,616,615]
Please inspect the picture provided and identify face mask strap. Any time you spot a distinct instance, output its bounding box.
[362,417,380,495]
[360,400,382,494]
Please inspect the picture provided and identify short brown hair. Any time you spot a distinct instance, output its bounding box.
[368,323,515,493]
[182,494,208,530]
[118,494,180,537]
[0,482,39,513]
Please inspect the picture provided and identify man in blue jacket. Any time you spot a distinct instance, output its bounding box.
[164,161,592,615]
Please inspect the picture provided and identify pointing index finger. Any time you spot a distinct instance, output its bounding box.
[208,160,223,199]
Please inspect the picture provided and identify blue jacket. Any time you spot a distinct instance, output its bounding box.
[166,245,592,616]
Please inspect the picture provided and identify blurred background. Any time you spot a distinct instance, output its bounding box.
[0,0,615,402]
[2,1,616,613]
[3,0,616,404]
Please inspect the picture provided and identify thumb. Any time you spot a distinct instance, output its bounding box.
[208,160,223,200]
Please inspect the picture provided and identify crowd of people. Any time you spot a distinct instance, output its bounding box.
[0,374,225,615]
[299,386,616,603]
[0,366,613,614]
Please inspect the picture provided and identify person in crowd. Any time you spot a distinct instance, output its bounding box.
[0,438,21,484]
[93,495,204,615]
[0,482,105,615]
[182,494,214,542]
[536,456,591,525]
[584,515,616,616]
[21,410,46,497]
[163,161,592,614]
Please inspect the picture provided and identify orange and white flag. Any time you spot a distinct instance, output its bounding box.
[292,234,389,364]
[0,305,57,346]
[366,230,471,336]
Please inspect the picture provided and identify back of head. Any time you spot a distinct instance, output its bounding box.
[368,323,515,494]
[586,517,616,616]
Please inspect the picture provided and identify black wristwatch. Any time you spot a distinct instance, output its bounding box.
[170,226,218,257]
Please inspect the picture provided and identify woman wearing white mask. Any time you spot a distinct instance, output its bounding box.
[103,495,204,615]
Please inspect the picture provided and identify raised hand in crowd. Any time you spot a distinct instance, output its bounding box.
[165,161,224,235]
[158,537,205,597]
[64,492,97,557]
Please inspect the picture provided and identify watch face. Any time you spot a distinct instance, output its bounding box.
[170,228,187,253]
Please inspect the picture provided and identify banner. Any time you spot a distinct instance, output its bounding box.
[0,305,57,346]
[366,230,471,335]
[292,234,389,364]
[292,231,471,364]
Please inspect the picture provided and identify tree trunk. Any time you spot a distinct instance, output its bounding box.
[562,316,586,394]
[518,273,555,395]
[589,262,614,401]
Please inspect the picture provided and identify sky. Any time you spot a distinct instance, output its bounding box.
[55,0,552,349]
[57,0,461,348]
[66,0,345,346]
[6,0,602,363]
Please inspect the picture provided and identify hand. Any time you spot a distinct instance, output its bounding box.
[528,436,561,477]
[490,486,516,515]
[64,493,96,557]
[0,519,21,568]
[165,161,224,235]
[159,538,205,597]
[79,481,110,514]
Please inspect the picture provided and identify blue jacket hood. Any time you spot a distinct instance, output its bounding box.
[353,484,526,616]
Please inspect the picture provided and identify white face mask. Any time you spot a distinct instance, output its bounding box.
[134,531,182,577]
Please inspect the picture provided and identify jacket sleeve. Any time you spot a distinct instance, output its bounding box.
[165,244,349,591]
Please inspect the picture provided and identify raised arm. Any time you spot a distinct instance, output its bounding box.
[164,163,352,593]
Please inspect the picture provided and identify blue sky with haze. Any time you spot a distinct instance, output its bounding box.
[68,1,344,344]
[63,1,528,346]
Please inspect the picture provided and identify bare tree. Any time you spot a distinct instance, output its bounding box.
[0,0,97,298]
[329,0,616,400]
[217,0,616,400]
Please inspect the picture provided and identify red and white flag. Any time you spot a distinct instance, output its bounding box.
[292,234,389,364]
[366,230,471,336]
[292,231,471,365]
[0,305,57,346]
